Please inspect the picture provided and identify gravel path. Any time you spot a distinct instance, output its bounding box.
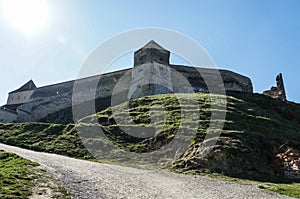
[0,143,294,199]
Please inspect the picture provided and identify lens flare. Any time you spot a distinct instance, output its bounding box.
[1,0,49,35]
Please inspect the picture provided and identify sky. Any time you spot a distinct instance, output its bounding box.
[0,0,299,104]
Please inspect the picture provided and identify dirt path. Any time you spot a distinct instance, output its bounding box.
[0,143,294,199]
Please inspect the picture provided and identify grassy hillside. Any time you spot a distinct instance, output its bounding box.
[0,150,69,198]
[0,123,92,160]
[79,91,300,179]
[0,91,299,182]
[0,150,39,198]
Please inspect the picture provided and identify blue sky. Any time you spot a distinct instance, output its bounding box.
[0,0,299,104]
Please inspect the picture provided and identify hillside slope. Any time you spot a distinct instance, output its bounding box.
[80,91,300,180]
[0,92,299,181]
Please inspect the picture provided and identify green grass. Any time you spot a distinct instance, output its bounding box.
[0,123,94,160]
[265,183,300,198]
[0,91,299,177]
[226,175,300,198]
[79,91,300,181]
[0,149,39,198]
[194,172,300,198]
[0,91,299,197]
[0,150,70,198]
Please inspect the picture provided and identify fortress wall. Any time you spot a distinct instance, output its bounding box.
[95,69,131,103]
[16,65,252,123]
[18,79,75,121]
[2,40,254,123]
[170,65,253,93]
[18,92,72,122]
[0,108,17,122]
[7,90,35,105]
[18,69,131,122]
[171,65,208,92]
[220,70,253,93]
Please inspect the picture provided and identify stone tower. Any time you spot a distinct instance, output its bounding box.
[133,40,170,66]
[128,40,173,99]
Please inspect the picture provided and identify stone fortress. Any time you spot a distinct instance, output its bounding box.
[0,40,259,123]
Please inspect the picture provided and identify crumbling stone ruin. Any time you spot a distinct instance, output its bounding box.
[272,152,300,178]
[263,73,287,101]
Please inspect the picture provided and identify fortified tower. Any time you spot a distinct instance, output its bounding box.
[133,40,170,66]
[128,40,173,99]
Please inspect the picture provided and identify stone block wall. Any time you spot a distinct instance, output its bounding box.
[128,62,173,99]
[0,108,17,122]
[16,65,253,123]
[17,69,131,122]
[170,65,253,93]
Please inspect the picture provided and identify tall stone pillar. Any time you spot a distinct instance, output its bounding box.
[276,73,286,101]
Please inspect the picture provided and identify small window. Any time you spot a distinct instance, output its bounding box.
[159,57,163,61]
[18,96,20,100]
[24,96,26,99]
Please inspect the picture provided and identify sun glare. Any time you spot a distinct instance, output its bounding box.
[1,0,49,35]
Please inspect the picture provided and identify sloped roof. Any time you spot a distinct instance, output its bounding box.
[9,80,37,94]
[0,106,18,114]
[142,40,168,51]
